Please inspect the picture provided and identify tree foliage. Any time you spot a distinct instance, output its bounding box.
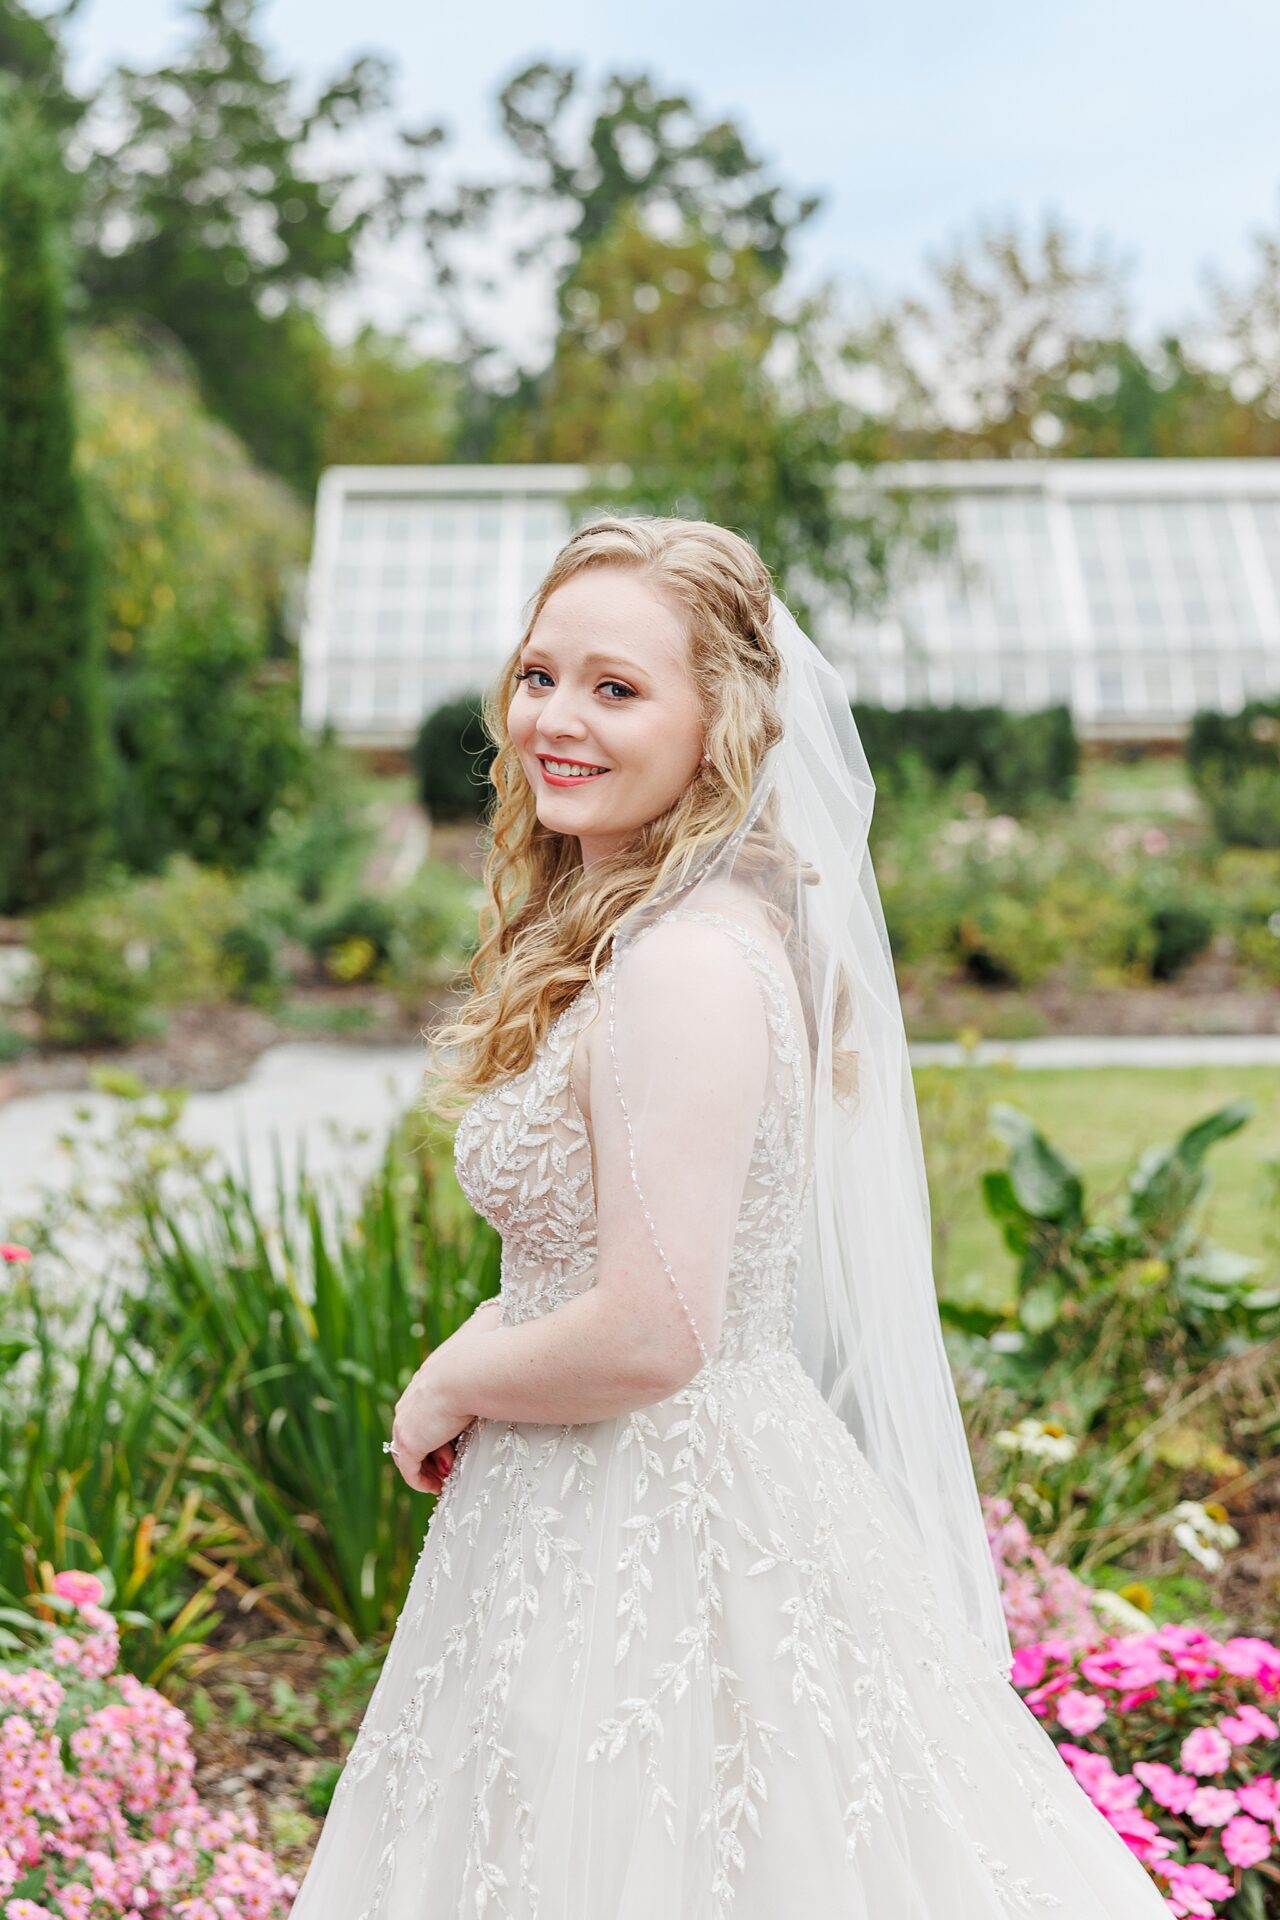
[74,324,307,666]
[75,0,462,491]
[0,106,108,913]
[496,60,819,282]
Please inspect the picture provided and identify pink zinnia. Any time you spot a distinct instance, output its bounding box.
[1221,1815,1273,1868]
[1180,1725,1233,1776]
[51,1570,107,1611]
[0,1242,32,1263]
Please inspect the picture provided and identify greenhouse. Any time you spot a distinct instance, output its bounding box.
[300,458,1280,744]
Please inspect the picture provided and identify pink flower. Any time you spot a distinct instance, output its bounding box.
[1218,1637,1280,1689]
[1221,1814,1273,1868]
[50,1572,106,1612]
[1218,1703,1278,1745]
[1057,1688,1107,1735]
[1180,1726,1233,1776]
[1010,1645,1047,1689]
[1237,1774,1280,1822]
[1185,1785,1239,1826]
[1133,1762,1197,1814]
[1159,1858,1234,1918]
[0,1243,32,1263]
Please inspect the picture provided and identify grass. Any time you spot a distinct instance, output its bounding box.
[924,1062,1280,1310]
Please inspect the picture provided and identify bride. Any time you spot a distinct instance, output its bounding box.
[289,516,1169,1916]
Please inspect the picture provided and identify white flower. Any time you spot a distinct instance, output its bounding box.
[1090,1588,1153,1632]
[1166,1500,1240,1572]
[994,1418,1078,1463]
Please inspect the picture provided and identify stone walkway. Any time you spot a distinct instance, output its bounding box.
[911,1033,1280,1068]
[4,1033,1277,1230]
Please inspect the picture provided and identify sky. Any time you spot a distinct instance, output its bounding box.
[64,0,1280,369]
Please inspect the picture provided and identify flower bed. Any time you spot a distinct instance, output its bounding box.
[0,1575,296,1919]
[1014,1625,1280,1916]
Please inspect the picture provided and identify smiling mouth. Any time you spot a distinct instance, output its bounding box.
[537,757,610,781]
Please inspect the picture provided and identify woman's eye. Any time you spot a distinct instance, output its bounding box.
[515,669,634,700]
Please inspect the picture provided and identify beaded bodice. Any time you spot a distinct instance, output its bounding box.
[452,909,810,1368]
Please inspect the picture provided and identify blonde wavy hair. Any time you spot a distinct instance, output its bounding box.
[423,514,855,1122]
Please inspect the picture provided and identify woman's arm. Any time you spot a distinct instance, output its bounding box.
[416,1281,694,1431]
[392,921,769,1464]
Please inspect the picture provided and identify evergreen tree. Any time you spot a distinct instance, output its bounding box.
[0,107,108,912]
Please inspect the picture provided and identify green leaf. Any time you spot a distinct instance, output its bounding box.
[1020,1273,1067,1335]
[937,1298,1005,1338]
[990,1104,1083,1222]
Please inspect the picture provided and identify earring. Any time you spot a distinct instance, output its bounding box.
[701,750,711,765]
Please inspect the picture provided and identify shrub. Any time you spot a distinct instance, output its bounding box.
[109,605,314,874]
[124,856,243,1004]
[30,891,154,1047]
[0,1581,297,1914]
[1188,702,1280,849]
[852,702,1078,811]
[306,892,398,984]
[385,861,483,1009]
[218,916,285,1002]
[1146,902,1216,982]
[411,691,495,822]
[950,1102,1279,1430]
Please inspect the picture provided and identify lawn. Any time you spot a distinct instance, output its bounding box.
[921,1062,1280,1310]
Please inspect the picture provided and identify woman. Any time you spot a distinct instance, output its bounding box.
[290,517,1169,1916]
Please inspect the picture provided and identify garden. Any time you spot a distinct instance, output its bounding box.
[4,1,1280,1910]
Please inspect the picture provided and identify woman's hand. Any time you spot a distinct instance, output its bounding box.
[389,1298,502,1495]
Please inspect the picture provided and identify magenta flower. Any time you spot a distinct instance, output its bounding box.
[1221,1814,1273,1868]
[0,1242,32,1263]
[1180,1725,1233,1776]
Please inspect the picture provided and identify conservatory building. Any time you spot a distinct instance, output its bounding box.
[300,458,1280,747]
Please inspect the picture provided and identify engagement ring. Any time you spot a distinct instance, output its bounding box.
[382,1440,402,1459]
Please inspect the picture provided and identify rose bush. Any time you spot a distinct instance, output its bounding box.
[1013,1623,1280,1916]
[0,1575,296,1918]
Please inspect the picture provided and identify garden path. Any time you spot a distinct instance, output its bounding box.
[3,1034,1277,1230]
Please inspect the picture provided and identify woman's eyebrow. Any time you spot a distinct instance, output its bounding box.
[520,647,646,676]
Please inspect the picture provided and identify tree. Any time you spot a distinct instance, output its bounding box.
[0,0,83,139]
[496,208,896,626]
[76,0,463,493]
[497,61,819,282]
[842,212,1133,458]
[0,107,108,913]
[319,326,464,467]
[1203,197,1280,453]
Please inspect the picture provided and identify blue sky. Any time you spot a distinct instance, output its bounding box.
[67,0,1280,364]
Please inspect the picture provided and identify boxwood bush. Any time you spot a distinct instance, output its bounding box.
[851,703,1078,812]
[411,693,495,823]
[1187,699,1280,849]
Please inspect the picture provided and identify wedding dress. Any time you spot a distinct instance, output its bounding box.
[289,904,1170,1919]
